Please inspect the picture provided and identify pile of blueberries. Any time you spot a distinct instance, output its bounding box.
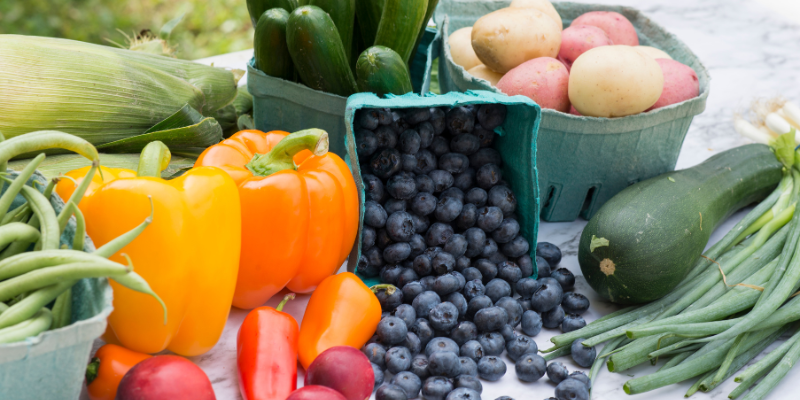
[353,104,596,400]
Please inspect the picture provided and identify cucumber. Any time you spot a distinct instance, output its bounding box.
[578,144,783,304]
[305,0,356,60]
[286,6,358,97]
[254,9,294,81]
[356,46,413,96]
[246,0,298,26]
[374,0,428,63]
[355,0,384,47]
[408,0,438,66]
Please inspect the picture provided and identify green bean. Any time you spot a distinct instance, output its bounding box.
[72,206,85,251]
[93,196,153,259]
[111,270,167,324]
[0,301,8,313]
[0,280,72,329]
[0,132,7,173]
[0,153,45,222]
[740,330,800,400]
[0,216,39,261]
[658,351,692,371]
[1,204,29,225]
[16,183,59,250]
[699,328,786,393]
[0,223,40,250]
[41,176,60,199]
[0,307,52,344]
[543,345,571,361]
[57,161,98,232]
[0,261,130,302]
[0,131,98,166]
[736,327,800,383]
[50,288,72,329]
[0,249,115,280]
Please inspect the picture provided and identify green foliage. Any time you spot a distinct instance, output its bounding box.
[0,0,255,60]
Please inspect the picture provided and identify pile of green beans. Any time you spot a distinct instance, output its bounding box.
[0,131,165,345]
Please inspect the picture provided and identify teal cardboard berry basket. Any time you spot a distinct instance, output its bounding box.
[341,91,542,285]
[426,1,710,222]
[0,171,110,400]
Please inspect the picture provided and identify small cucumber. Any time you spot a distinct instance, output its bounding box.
[246,0,298,26]
[305,0,356,60]
[356,46,413,96]
[287,6,358,97]
[374,0,428,63]
[355,0,384,46]
[254,8,294,81]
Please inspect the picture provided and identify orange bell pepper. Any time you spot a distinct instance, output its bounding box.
[56,141,241,356]
[86,344,152,400]
[298,272,381,369]
[195,129,359,309]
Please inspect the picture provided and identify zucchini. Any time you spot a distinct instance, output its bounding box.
[578,144,783,304]
[246,0,299,26]
[254,8,294,81]
[286,6,358,97]
[408,0,438,66]
[356,46,413,96]
[305,0,356,60]
[355,0,384,47]
[374,0,428,63]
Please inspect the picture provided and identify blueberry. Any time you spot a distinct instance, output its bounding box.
[428,170,455,193]
[555,379,589,400]
[446,106,476,135]
[459,340,484,362]
[376,228,393,250]
[435,196,464,223]
[463,279,485,301]
[521,310,543,336]
[498,323,517,342]
[562,314,586,333]
[386,212,416,243]
[450,321,478,346]
[375,108,393,125]
[430,107,447,134]
[469,148,502,169]
[375,279,403,306]
[384,242,412,264]
[358,254,378,277]
[537,242,562,267]
[392,304,417,327]
[459,229,483,259]
[422,376,454,400]
[428,351,461,378]
[439,153,469,175]
[426,222,454,247]
[364,342,387,369]
[408,234,427,258]
[361,225,377,249]
[392,371,423,398]
[571,338,597,368]
[386,346,413,374]
[547,361,569,384]
[432,252,457,276]
[495,296,524,327]
[477,206,504,232]
[488,251,507,265]
[447,292,468,318]
[531,282,564,313]
[484,279,512,303]
[492,218,520,244]
[474,307,508,333]
[481,238,499,258]
[356,129,379,158]
[423,246,442,259]
[448,386,481,400]
[476,164,502,189]
[453,204,478,231]
[542,304,565,329]
[450,133,481,155]
[429,301,459,331]
[403,281,425,303]
[458,357,478,377]
[372,362,385,387]
[410,354,430,379]
[569,371,592,390]
[477,355,507,381]
[454,375,482,393]
[454,168,476,191]
[411,150,437,175]
[370,147,402,179]
[536,256,552,278]
[505,335,538,361]
[518,298,532,312]
[404,107,432,124]
[398,129,422,154]
[465,187,488,207]
[488,185,517,216]
[466,294,493,319]
[412,213,431,234]
[410,192,436,216]
[364,201,388,228]
[375,125,398,148]
[496,396,516,400]
[425,337,460,357]
[551,268,576,291]
[517,254,534,278]
[429,135,451,157]
[515,278,540,299]
[515,352,547,382]
[456,256,471,272]
[413,254,433,277]
[562,292,590,315]
[462,267,482,283]
[364,246,384,270]
[497,261,523,284]
[440,186,465,202]
[401,153,417,172]
[413,291,441,319]
[418,121,435,149]
[421,276,437,292]
[356,109,381,129]
[411,318,434,347]
[376,384,408,400]
[474,125,496,148]
[444,234,468,258]
[477,104,507,130]
[502,236,529,258]
[387,174,419,201]
[377,316,408,345]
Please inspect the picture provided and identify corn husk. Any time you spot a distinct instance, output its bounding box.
[0,35,237,145]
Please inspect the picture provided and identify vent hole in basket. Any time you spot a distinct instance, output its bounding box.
[581,187,597,214]
[628,179,640,186]
[542,186,556,210]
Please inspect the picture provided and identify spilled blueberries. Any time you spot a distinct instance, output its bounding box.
[357,105,594,400]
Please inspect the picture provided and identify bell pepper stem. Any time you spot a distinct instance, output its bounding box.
[276,293,296,312]
[137,141,171,178]
[245,129,329,177]
[370,284,399,295]
[85,357,100,385]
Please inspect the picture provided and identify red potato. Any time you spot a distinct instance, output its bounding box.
[496,57,570,112]
[286,385,348,400]
[116,355,215,400]
[571,11,639,46]
[558,25,613,68]
[467,64,504,86]
[304,346,374,400]
[569,105,581,115]
[648,58,700,110]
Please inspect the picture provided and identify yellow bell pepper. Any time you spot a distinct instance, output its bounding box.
[56,142,241,356]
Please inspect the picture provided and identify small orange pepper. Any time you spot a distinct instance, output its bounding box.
[86,344,152,400]
[298,272,381,369]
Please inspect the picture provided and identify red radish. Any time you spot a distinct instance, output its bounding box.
[558,25,613,68]
[304,346,374,400]
[116,355,215,400]
[648,58,700,110]
[286,385,347,400]
[571,11,639,46]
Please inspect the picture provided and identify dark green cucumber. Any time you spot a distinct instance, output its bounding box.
[287,6,358,97]
[254,8,294,81]
[356,46,412,96]
[246,0,299,26]
[408,0,438,66]
[374,0,428,63]
[355,0,384,47]
[578,144,783,305]
[305,0,356,60]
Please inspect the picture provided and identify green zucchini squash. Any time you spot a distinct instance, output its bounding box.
[254,8,294,81]
[374,0,428,63]
[246,0,299,26]
[286,6,358,97]
[408,0,438,66]
[579,144,783,304]
[356,46,413,96]
[355,0,384,47]
[305,0,356,60]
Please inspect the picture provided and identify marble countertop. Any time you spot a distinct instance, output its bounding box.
[81,0,800,399]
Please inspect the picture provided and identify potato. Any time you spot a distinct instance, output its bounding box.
[449,27,482,70]
[508,0,563,30]
[635,45,672,60]
[568,45,663,117]
[471,7,561,74]
[571,11,639,46]
[648,58,699,110]
[569,105,581,115]
[496,57,570,112]
[468,64,504,86]
[558,25,613,68]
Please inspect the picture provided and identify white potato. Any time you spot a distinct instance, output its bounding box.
[448,27,482,71]
[568,45,664,117]
[467,64,504,86]
[635,45,673,60]
[508,0,563,29]
[471,7,561,74]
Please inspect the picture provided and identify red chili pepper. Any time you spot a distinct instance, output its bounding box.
[236,294,299,400]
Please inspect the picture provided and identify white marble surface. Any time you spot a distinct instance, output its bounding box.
[81,0,800,399]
